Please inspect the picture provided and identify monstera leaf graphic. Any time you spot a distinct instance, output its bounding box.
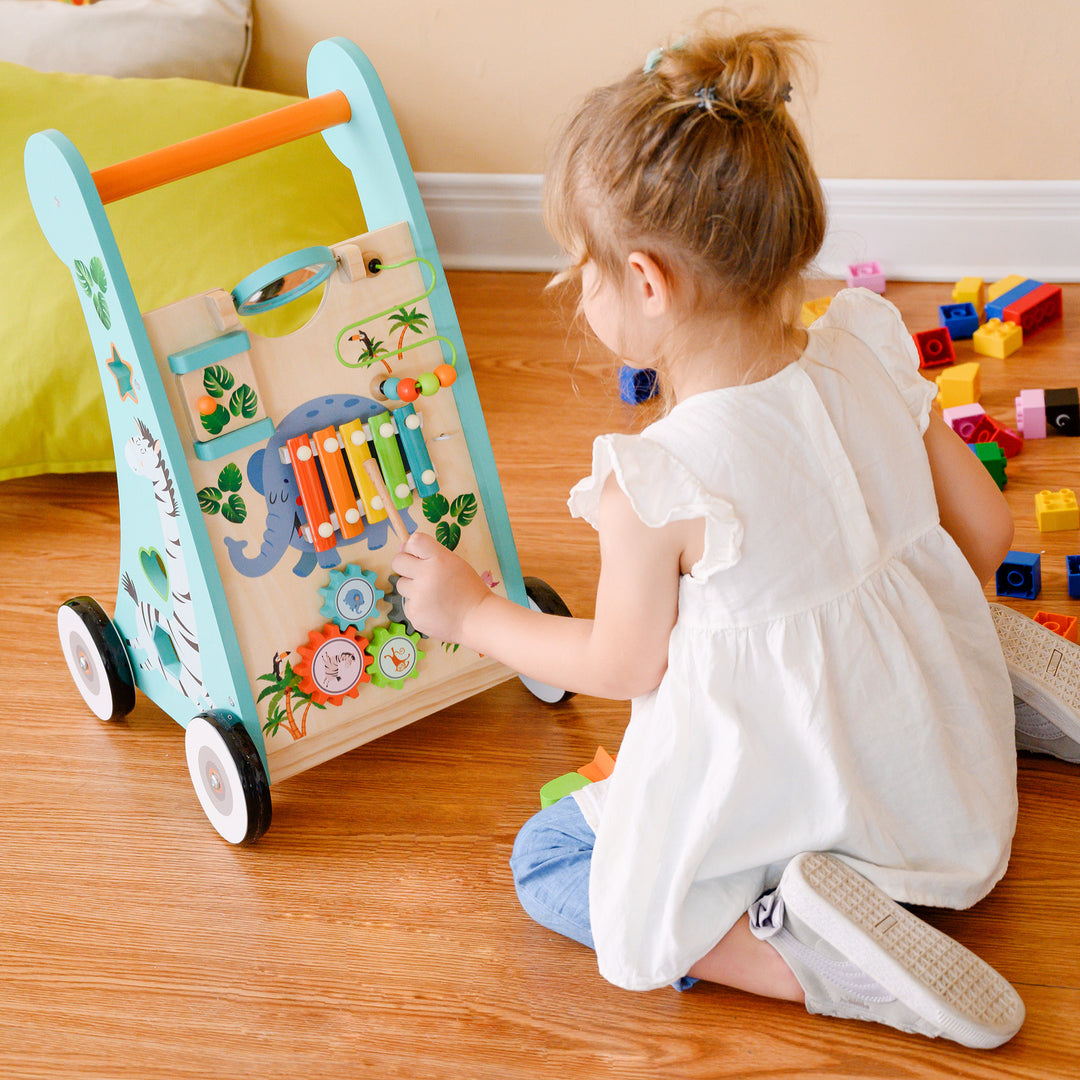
[203,365,235,398]
[229,383,258,419]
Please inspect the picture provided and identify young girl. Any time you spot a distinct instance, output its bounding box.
[393,21,1026,1047]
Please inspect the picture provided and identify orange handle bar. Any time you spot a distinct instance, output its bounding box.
[92,90,352,205]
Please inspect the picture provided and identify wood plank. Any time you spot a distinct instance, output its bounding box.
[1,276,1078,1078]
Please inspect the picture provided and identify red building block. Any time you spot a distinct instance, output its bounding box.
[1004,283,1063,336]
[913,327,955,368]
[984,417,1023,458]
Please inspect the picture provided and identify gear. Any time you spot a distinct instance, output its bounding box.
[366,623,424,689]
[295,623,372,706]
[319,564,384,631]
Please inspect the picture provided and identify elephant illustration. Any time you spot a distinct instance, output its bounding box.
[224,394,414,578]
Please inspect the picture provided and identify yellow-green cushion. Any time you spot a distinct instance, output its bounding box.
[0,60,366,480]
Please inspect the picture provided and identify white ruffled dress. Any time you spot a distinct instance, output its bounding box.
[567,289,1017,992]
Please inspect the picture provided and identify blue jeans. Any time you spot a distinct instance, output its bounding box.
[509,795,697,990]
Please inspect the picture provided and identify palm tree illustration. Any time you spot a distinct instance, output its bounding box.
[348,329,392,373]
[257,655,324,740]
[387,306,429,365]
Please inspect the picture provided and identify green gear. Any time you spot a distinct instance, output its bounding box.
[366,622,424,689]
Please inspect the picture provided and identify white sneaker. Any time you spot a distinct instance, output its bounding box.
[749,852,1024,1049]
[991,602,1080,763]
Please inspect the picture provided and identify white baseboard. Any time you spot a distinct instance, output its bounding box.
[417,173,1080,282]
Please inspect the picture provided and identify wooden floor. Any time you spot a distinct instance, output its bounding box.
[2,276,1078,1079]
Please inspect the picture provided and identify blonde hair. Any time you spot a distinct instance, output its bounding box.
[544,18,825,384]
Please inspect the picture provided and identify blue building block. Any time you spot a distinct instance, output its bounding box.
[619,365,658,404]
[1068,555,1080,600]
[938,302,980,340]
[995,551,1042,599]
[985,280,1041,322]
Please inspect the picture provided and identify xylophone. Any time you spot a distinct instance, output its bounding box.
[29,38,570,844]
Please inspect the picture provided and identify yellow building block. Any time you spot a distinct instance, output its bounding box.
[952,276,986,317]
[987,274,1027,302]
[1035,489,1080,532]
[801,296,832,327]
[973,319,1022,359]
[934,361,981,408]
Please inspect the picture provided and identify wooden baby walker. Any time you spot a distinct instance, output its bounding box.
[28,38,571,844]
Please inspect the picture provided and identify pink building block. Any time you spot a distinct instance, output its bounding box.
[846,261,886,293]
[942,403,987,441]
[1016,389,1047,439]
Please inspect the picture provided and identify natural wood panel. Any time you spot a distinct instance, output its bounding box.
[1,277,1078,1078]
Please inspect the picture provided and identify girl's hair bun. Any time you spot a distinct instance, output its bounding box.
[650,23,805,119]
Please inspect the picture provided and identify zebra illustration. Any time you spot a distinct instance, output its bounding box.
[123,419,210,708]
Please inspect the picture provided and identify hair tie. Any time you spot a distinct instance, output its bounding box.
[780,82,793,103]
[643,46,665,74]
[694,87,717,111]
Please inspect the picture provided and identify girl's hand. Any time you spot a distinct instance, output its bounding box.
[390,531,492,644]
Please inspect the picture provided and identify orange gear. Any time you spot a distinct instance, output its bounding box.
[294,623,371,706]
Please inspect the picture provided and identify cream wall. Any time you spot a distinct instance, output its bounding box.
[246,0,1080,181]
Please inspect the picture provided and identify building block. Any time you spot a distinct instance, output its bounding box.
[539,772,591,808]
[970,441,1007,489]
[913,327,955,369]
[1044,387,1080,436]
[618,365,658,404]
[846,261,885,293]
[952,276,986,317]
[985,279,1041,322]
[577,745,617,783]
[1035,489,1080,532]
[801,296,832,327]
[986,274,1028,303]
[985,418,1022,457]
[1015,388,1047,439]
[938,302,980,340]
[1004,283,1063,336]
[973,319,1022,359]
[996,551,1041,599]
[935,361,980,408]
[1034,611,1079,644]
[1068,555,1080,599]
[943,403,987,440]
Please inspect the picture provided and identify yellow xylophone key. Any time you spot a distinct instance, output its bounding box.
[339,416,387,524]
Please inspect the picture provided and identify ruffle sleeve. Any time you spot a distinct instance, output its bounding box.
[567,432,743,580]
[816,288,936,433]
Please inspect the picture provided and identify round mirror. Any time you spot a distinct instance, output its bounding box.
[231,246,337,316]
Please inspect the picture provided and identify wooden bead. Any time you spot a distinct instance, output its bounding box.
[417,371,440,396]
[397,377,419,402]
[434,363,457,387]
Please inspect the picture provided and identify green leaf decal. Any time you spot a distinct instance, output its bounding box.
[197,486,222,514]
[423,493,449,523]
[203,365,235,397]
[222,493,247,525]
[89,256,108,293]
[201,404,230,435]
[217,462,243,492]
[93,291,111,330]
[435,520,461,550]
[229,383,258,419]
[450,493,478,526]
[74,260,93,296]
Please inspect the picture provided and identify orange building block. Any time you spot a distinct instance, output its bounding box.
[1034,611,1079,643]
[577,746,617,782]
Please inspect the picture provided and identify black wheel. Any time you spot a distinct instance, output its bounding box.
[185,712,272,844]
[57,596,136,721]
[518,577,575,704]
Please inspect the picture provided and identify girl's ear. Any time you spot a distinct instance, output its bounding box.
[626,251,672,318]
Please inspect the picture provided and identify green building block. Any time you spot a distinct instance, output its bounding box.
[540,772,591,808]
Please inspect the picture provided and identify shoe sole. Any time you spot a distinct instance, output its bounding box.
[991,602,1080,744]
[782,852,1024,1049]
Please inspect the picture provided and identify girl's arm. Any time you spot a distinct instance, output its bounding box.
[923,410,1014,584]
[391,474,684,699]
